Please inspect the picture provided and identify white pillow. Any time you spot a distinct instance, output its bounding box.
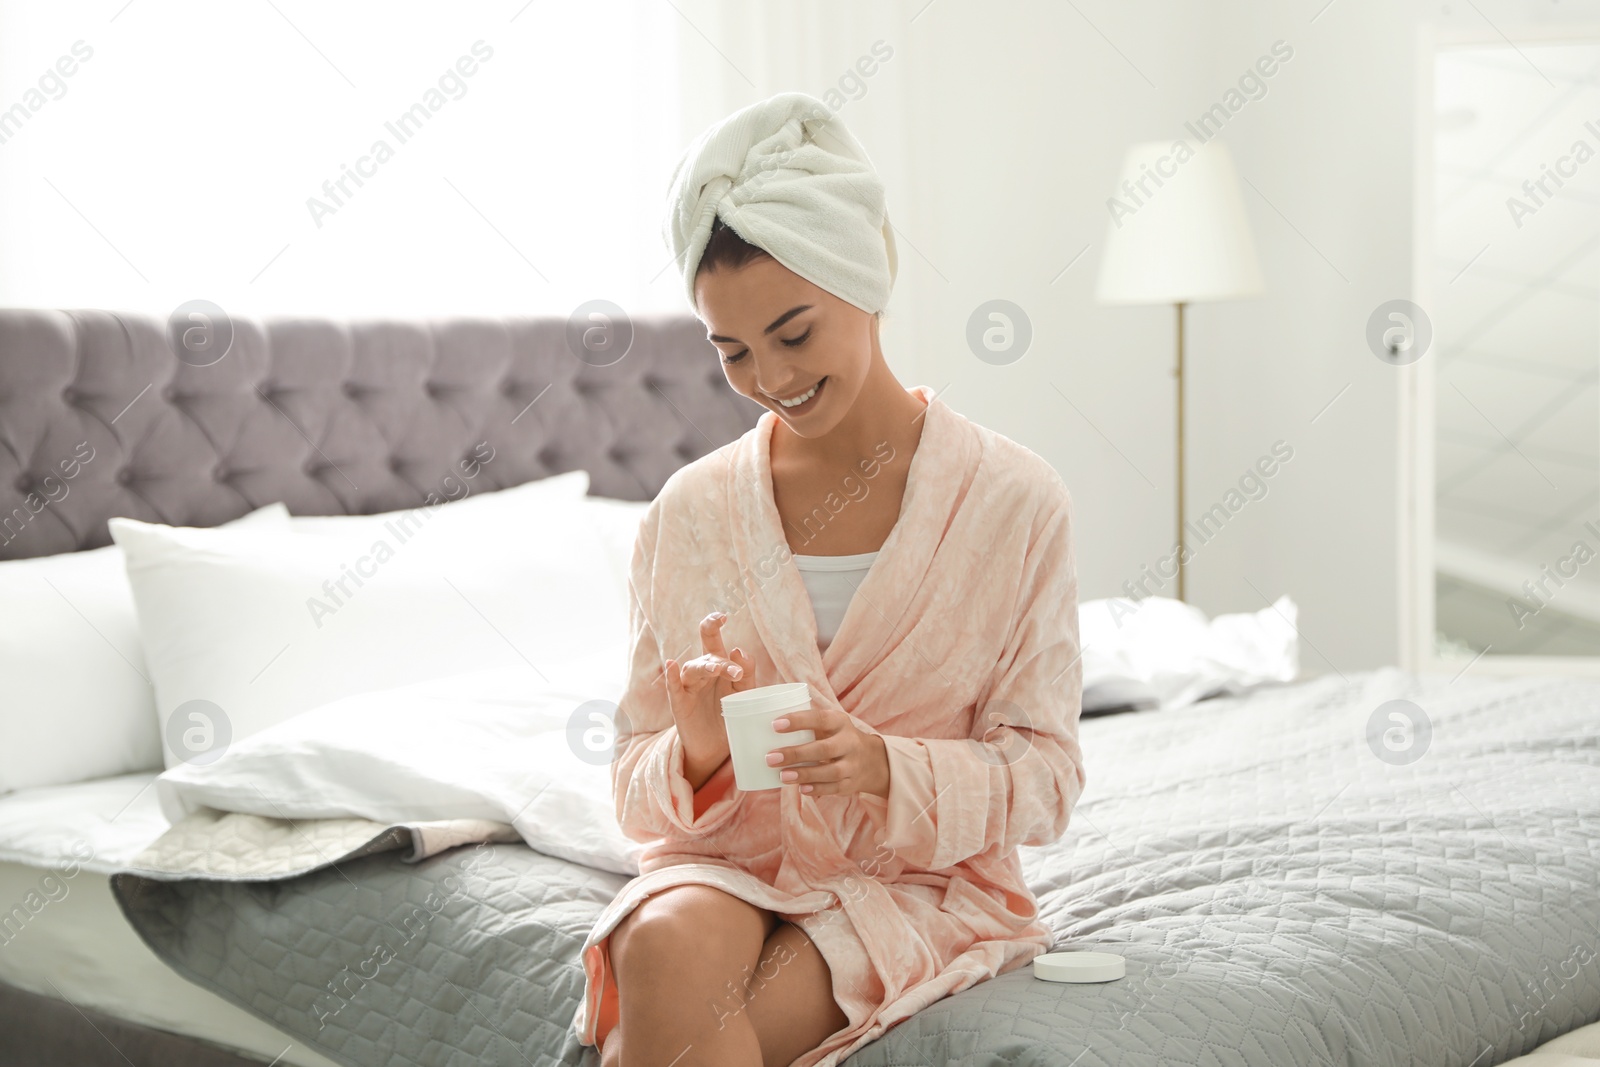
[156,662,639,875]
[112,486,626,768]
[1078,594,1299,713]
[287,469,590,534]
[579,496,648,606]
[0,502,290,794]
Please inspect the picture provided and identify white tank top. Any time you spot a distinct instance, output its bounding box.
[792,551,880,651]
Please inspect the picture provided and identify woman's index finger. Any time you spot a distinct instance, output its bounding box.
[699,611,730,658]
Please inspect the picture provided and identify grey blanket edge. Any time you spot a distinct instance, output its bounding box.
[111,868,368,1067]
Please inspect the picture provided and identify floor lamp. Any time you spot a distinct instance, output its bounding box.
[1095,138,1264,602]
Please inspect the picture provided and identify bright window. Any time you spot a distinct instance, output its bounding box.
[0,0,688,319]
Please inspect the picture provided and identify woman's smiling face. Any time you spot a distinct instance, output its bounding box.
[695,255,875,439]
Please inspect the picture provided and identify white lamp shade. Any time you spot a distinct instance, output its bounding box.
[1095,138,1265,305]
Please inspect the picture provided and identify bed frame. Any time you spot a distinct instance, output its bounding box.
[0,308,759,1065]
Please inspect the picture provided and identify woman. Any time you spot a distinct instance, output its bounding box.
[573,91,1086,1067]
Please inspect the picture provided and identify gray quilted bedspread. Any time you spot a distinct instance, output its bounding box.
[113,667,1600,1067]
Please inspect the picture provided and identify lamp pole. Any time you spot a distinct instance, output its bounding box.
[1175,300,1187,603]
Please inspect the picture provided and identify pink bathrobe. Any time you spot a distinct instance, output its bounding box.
[573,385,1086,1066]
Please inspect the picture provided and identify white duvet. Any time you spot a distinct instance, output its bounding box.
[156,652,641,875]
[152,591,1298,880]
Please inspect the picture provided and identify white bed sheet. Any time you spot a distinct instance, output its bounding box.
[0,771,167,873]
[0,775,340,1066]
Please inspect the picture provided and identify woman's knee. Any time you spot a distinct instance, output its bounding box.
[610,885,773,984]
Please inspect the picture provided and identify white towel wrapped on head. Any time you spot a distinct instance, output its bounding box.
[664,91,899,316]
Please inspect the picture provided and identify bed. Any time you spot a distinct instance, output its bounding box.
[0,308,1597,1067]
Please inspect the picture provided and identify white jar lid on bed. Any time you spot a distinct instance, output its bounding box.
[1032,950,1126,983]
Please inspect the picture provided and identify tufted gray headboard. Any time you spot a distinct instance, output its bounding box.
[0,309,760,562]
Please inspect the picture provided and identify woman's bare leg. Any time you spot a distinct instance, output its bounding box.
[605,884,779,1067]
[743,921,851,1066]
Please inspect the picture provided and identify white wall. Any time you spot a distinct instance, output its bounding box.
[1168,0,1418,673]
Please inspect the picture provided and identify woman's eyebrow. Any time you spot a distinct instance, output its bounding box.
[708,304,813,344]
